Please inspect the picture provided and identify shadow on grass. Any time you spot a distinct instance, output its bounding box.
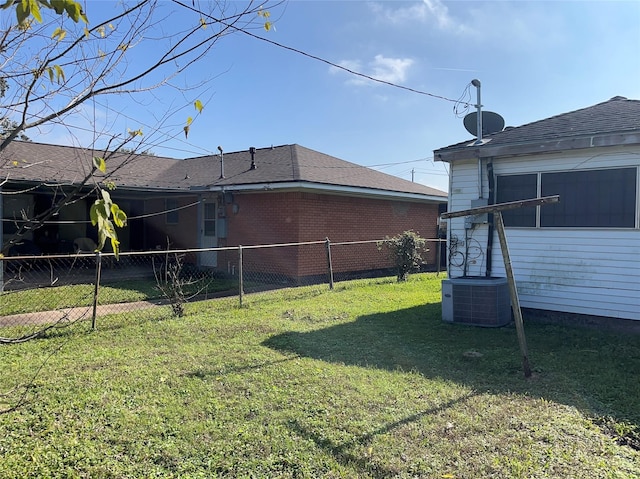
[263,302,640,432]
[288,391,477,477]
[183,356,300,379]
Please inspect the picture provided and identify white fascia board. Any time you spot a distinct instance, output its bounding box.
[435,131,640,163]
[203,181,446,203]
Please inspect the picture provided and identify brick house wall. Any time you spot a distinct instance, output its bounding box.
[220,190,441,280]
[143,195,200,250]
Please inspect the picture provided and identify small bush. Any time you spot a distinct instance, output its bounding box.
[379,230,427,282]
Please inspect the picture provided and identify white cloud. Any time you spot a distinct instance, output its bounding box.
[368,1,569,53]
[370,0,467,34]
[371,55,414,83]
[330,54,414,86]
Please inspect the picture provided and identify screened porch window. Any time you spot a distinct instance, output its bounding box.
[496,167,637,228]
[540,168,636,227]
[495,174,537,227]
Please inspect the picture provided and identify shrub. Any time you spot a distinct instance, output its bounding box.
[379,230,427,282]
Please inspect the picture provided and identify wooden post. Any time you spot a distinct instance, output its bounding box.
[440,195,558,379]
[238,245,244,307]
[494,212,532,378]
[325,238,334,290]
[92,252,102,330]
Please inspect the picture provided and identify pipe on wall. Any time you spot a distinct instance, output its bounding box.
[485,159,495,277]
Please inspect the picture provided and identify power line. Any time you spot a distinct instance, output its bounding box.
[19,2,462,179]
[172,0,461,104]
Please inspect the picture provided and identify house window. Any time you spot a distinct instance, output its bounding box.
[496,174,537,227]
[541,168,637,227]
[166,199,179,224]
[496,167,638,228]
[203,202,216,236]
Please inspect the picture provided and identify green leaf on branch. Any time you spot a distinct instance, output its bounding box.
[111,204,127,228]
[15,1,31,25]
[109,236,120,257]
[46,65,65,84]
[50,0,66,15]
[51,27,66,41]
[183,116,193,138]
[257,9,273,31]
[103,180,116,191]
[90,190,126,259]
[90,200,107,226]
[11,0,87,25]
[55,64,65,82]
[63,0,87,23]
[92,156,106,173]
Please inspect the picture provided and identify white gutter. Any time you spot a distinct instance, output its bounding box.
[197,181,446,202]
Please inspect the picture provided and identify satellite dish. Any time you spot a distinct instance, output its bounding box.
[464,111,505,136]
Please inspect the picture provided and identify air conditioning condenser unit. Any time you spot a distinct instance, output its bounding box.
[442,277,511,327]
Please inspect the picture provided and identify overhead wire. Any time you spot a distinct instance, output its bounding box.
[1,200,202,225]
[171,0,462,104]
[453,82,474,118]
[9,1,461,190]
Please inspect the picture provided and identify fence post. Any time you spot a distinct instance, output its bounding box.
[325,237,334,290]
[238,245,244,307]
[92,251,102,330]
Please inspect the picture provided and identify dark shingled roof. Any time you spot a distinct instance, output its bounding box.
[0,142,446,199]
[435,96,640,160]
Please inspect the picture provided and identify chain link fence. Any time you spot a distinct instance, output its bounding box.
[0,238,442,340]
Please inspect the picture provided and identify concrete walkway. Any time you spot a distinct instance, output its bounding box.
[0,299,169,328]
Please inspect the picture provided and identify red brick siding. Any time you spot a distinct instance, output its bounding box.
[144,196,199,249]
[223,191,441,278]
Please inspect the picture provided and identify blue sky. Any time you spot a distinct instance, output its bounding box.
[42,1,640,192]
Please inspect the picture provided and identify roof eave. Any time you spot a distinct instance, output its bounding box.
[435,130,640,162]
[194,181,446,202]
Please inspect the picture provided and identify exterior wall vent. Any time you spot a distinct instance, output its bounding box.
[442,277,511,327]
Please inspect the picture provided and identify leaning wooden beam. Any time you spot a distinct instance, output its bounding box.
[440,194,559,378]
[494,211,531,378]
[440,195,559,219]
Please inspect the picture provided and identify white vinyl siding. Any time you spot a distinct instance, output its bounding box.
[489,229,640,320]
[448,146,640,321]
[447,160,489,278]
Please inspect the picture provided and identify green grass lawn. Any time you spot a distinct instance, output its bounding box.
[0,273,638,478]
